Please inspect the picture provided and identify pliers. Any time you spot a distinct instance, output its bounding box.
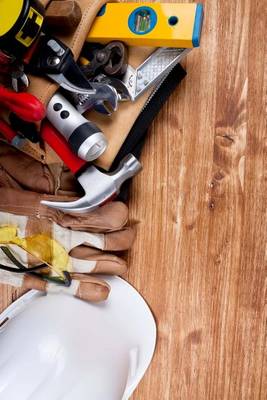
[0,85,45,122]
[80,41,128,78]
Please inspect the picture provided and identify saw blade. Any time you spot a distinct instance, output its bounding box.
[123,47,191,100]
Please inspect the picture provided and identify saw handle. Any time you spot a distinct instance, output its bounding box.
[41,122,86,175]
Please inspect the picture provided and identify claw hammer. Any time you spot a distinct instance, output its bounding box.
[40,122,142,213]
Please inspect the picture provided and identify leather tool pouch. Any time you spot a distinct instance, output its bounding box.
[0,0,186,200]
[29,0,108,106]
[0,0,111,199]
[28,0,109,168]
[27,0,158,171]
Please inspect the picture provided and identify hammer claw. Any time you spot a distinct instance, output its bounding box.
[41,154,142,213]
[41,195,98,213]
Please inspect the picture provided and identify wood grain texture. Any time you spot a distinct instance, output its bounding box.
[127,0,267,398]
[0,0,266,399]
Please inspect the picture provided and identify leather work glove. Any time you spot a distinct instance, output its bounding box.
[0,205,135,302]
[0,143,135,303]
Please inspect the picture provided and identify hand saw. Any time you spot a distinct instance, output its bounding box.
[123,47,191,101]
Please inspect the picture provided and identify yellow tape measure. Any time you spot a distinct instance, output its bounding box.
[88,3,203,48]
[0,0,44,58]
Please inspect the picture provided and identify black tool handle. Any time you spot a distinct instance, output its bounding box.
[28,34,72,74]
[28,34,94,91]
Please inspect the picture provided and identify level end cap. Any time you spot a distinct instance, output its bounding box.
[192,4,204,47]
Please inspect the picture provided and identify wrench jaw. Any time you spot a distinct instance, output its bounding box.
[40,154,142,213]
[72,82,119,115]
[48,73,97,95]
[93,74,131,102]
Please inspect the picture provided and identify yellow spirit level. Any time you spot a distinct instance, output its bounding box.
[88,3,203,48]
[0,0,44,58]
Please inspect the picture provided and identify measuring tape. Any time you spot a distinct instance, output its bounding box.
[88,3,203,48]
[0,0,44,58]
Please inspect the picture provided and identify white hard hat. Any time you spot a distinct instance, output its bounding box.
[0,276,156,400]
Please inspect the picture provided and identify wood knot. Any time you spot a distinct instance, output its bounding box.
[214,170,225,181]
[186,329,202,345]
[214,255,222,266]
[215,133,235,147]
[208,200,216,210]
[209,170,227,195]
[214,126,246,170]
[186,222,196,230]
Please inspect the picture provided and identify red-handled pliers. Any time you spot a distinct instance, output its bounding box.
[0,86,46,122]
[0,118,25,148]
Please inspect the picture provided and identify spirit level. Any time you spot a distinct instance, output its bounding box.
[88,3,203,48]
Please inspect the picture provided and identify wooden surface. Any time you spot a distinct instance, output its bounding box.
[0,0,266,399]
[127,0,267,398]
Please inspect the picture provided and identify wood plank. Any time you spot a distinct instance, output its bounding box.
[127,0,267,398]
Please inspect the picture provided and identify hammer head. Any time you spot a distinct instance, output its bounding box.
[41,154,142,213]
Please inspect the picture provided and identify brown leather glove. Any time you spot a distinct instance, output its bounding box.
[0,206,135,302]
[0,144,136,302]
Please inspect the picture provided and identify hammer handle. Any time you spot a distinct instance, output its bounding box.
[41,122,86,174]
[45,1,82,33]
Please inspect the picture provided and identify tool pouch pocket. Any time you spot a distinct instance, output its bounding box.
[0,0,165,199]
[27,0,109,166]
[29,0,109,106]
[27,0,159,171]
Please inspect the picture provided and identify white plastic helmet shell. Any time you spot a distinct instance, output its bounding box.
[0,276,156,400]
